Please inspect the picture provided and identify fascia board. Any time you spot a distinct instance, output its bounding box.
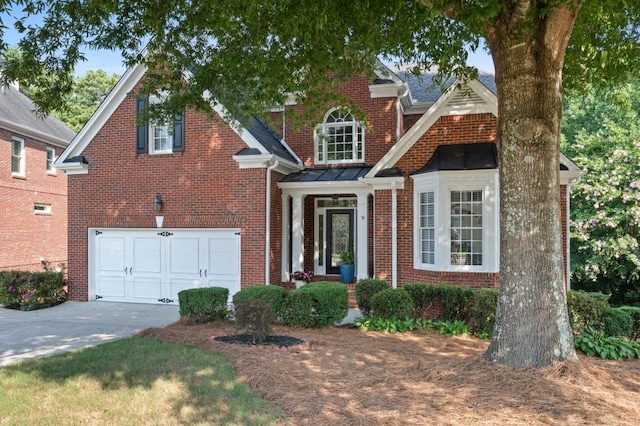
[232,154,302,173]
[0,119,71,148]
[278,180,372,195]
[54,161,88,175]
[369,82,405,99]
[55,62,147,166]
[358,176,405,190]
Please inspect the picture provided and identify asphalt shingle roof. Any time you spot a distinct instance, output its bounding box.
[0,85,76,143]
[395,70,497,104]
[245,116,298,164]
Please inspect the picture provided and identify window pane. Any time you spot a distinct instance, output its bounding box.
[450,189,483,266]
[419,191,435,265]
[318,109,363,163]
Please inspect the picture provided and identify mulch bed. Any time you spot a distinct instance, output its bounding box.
[138,319,640,425]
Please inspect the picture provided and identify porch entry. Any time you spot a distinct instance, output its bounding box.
[316,198,356,276]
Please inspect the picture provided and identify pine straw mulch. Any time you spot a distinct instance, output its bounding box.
[138,320,640,426]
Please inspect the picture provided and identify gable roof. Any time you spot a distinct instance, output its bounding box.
[55,62,301,174]
[0,85,75,147]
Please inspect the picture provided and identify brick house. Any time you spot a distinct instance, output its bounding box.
[55,62,583,304]
[0,80,75,271]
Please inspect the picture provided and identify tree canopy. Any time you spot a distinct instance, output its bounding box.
[3,0,640,368]
[562,79,640,306]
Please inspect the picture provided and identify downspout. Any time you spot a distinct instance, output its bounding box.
[265,159,280,285]
[391,181,398,289]
[565,177,579,291]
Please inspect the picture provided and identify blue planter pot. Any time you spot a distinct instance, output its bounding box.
[339,264,355,284]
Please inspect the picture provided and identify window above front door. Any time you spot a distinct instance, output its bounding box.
[315,108,364,165]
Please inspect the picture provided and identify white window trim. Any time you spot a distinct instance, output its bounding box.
[148,95,173,155]
[11,137,25,177]
[46,147,56,175]
[413,170,499,273]
[315,108,364,165]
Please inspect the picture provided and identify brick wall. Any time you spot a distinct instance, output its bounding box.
[0,128,67,271]
[66,86,270,300]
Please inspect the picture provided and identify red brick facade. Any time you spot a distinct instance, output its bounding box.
[0,128,67,271]
[63,71,574,302]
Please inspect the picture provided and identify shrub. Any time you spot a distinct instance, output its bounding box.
[281,290,314,327]
[370,288,414,319]
[355,279,390,316]
[233,298,273,343]
[467,288,498,336]
[232,285,285,322]
[0,268,67,311]
[403,283,438,318]
[178,287,229,323]
[296,282,349,327]
[566,290,608,333]
[574,327,640,360]
[433,320,471,336]
[618,306,640,340]
[438,284,473,322]
[354,316,433,333]
[602,307,634,338]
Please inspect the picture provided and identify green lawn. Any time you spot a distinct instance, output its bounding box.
[0,337,284,425]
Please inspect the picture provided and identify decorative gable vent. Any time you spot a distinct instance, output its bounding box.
[446,86,487,109]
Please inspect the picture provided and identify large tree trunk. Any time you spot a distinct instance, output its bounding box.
[484,3,580,368]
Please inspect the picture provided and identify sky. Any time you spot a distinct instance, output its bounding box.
[1,12,495,77]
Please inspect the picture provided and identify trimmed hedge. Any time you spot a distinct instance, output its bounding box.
[0,269,67,311]
[467,288,498,335]
[403,283,438,318]
[619,306,640,340]
[281,290,315,327]
[293,282,349,327]
[371,288,414,319]
[355,279,390,316]
[232,285,285,321]
[438,284,473,322]
[566,290,608,333]
[178,287,229,323]
[603,307,634,338]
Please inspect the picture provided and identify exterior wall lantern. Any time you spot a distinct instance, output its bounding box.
[153,194,163,211]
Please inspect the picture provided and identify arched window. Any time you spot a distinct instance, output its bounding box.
[315,109,364,164]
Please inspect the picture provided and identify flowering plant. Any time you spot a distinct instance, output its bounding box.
[291,270,314,283]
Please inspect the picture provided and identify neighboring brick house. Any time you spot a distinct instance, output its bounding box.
[0,81,75,271]
[55,62,583,305]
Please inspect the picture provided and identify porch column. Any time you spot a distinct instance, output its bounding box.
[281,193,290,281]
[291,193,305,273]
[356,191,369,280]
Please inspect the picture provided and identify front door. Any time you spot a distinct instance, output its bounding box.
[325,209,354,275]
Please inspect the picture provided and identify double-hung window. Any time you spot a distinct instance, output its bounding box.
[46,147,56,174]
[413,171,498,272]
[149,96,173,155]
[316,108,364,164]
[11,138,25,176]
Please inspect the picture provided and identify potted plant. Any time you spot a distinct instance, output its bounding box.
[291,270,314,289]
[338,252,355,284]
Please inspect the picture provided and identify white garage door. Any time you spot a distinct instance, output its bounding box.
[90,228,241,304]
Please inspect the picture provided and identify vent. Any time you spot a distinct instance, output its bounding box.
[34,204,52,215]
[446,86,487,109]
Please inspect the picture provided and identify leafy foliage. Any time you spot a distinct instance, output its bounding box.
[354,279,390,317]
[403,283,438,318]
[354,316,433,333]
[562,79,640,306]
[467,288,498,335]
[438,284,473,322]
[370,288,414,319]
[233,285,285,321]
[289,282,349,327]
[574,327,640,360]
[433,320,471,336]
[177,287,229,323]
[0,267,67,311]
[602,307,634,338]
[280,290,314,328]
[566,290,608,334]
[618,306,640,340]
[233,298,273,344]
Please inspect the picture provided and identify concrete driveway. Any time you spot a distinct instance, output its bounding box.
[0,301,180,367]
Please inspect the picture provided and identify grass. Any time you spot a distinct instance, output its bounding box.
[0,337,284,425]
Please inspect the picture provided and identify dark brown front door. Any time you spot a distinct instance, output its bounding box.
[325,209,354,275]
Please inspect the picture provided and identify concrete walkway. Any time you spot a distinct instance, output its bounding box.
[0,301,180,367]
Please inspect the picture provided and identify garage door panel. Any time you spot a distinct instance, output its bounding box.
[98,237,125,271]
[97,275,126,298]
[92,229,241,304]
[169,278,201,301]
[132,277,163,300]
[169,238,200,274]
[132,237,162,273]
[208,237,240,275]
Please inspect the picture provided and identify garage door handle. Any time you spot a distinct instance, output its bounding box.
[199,269,202,277]
[204,269,207,277]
